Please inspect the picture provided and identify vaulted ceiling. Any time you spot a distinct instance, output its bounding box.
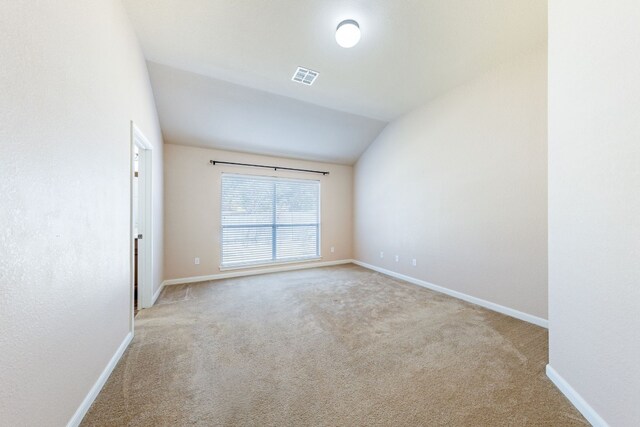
[123,0,547,164]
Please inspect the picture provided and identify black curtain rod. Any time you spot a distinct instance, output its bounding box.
[210,160,329,176]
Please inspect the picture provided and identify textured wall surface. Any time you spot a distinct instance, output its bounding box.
[548,1,640,425]
[163,144,353,280]
[354,48,548,319]
[0,1,163,425]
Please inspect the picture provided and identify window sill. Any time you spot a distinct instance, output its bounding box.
[219,257,323,272]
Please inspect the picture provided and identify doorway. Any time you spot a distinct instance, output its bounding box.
[131,122,153,325]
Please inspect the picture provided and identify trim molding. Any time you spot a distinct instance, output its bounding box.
[151,281,165,306]
[67,332,133,427]
[546,364,609,427]
[162,259,354,286]
[352,260,548,328]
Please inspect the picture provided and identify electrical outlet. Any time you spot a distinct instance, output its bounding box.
[380,251,384,259]
[395,255,399,262]
[412,258,417,266]
[330,246,335,253]
[194,257,200,265]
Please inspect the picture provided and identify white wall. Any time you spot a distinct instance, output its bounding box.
[163,144,353,280]
[354,47,548,320]
[548,1,640,425]
[0,1,163,425]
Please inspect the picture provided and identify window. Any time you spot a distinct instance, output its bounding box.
[221,174,320,267]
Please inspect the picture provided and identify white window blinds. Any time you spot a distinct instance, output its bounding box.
[221,174,320,267]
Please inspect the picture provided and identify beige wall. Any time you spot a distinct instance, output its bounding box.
[354,47,548,319]
[548,1,640,425]
[0,1,163,425]
[164,144,353,280]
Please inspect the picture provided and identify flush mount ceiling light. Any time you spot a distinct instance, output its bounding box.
[335,19,360,48]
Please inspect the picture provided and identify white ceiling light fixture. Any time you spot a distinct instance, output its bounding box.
[335,19,361,48]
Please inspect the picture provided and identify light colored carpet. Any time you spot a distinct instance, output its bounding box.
[82,264,587,426]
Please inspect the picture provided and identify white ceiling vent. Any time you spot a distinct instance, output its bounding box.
[292,67,319,85]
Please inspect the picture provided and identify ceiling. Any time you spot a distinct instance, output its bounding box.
[147,62,387,164]
[124,0,547,164]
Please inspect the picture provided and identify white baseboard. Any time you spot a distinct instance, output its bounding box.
[162,259,354,286]
[151,281,165,306]
[352,260,548,328]
[546,364,608,427]
[67,332,133,427]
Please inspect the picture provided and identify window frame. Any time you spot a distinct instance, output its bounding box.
[219,173,322,270]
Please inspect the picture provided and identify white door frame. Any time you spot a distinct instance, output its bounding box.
[130,122,153,325]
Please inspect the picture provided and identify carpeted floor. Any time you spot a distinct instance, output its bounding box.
[82,264,587,426]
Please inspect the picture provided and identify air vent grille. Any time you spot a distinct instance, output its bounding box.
[292,67,319,85]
